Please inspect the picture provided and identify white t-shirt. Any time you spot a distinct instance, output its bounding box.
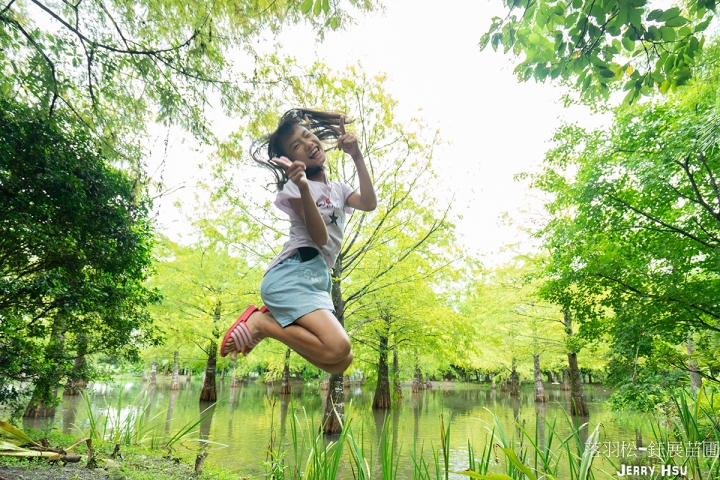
[267,179,355,272]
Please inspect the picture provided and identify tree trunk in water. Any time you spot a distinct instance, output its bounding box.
[546,371,553,383]
[200,302,223,402]
[322,373,344,434]
[534,355,546,402]
[149,360,157,386]
[687,338,702,392]
[372,334,391,409]
[565,309,589,416]
[562,369,570,391]
[510,358,520,396]
[392,349,402,400]
[200,340,218,402]
[170,351,180,390]
[280,348,292,395]
[412,361,420,393]
[321,257,347,434]
[25,316,67,417]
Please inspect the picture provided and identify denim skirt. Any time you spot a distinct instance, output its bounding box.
[260,253,335,327]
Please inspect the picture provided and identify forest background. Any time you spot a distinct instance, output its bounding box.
[1,0,719,440]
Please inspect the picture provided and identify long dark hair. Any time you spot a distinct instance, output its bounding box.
[251,108,352,190]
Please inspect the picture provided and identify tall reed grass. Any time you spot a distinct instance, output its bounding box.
[77,389,218,452]
[262,387,720,480]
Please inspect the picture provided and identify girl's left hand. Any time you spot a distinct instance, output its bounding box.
[337,116,360,158]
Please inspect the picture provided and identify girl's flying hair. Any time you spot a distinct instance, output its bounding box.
[251,108,353,190]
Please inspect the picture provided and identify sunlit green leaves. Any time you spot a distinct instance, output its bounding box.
[530,44,720,408]
[481,0,716,103]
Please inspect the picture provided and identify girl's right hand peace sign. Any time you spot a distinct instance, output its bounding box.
[337,116,360,158]
[272,156,308,189]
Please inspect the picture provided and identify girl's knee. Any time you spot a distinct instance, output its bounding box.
[325,337,351,364]
[325,350,353,375]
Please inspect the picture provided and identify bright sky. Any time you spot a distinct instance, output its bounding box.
[152,0,611,265]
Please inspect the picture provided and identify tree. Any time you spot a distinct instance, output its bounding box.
[481,0,717,103]
[531,43,720,409]
[0,98,158,415]
[0,0,379,160]
[149,235,262,402]
[460,258,569,398]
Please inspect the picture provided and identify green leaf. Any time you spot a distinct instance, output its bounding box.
[322,0,330,14]
[659,7,681,21]
[0,422,39,447]
[300,0,313,14]
[622,36,634,51]
[646,9,664,21]
[313,0,322,16]
[664,16,688,27]
[628,8,643,28]
[660,26,676,41]
[497,445,538,480]
[694,17,713,32]
[331,17,339,30]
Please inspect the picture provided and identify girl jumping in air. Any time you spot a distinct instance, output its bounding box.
[220,109,377,374]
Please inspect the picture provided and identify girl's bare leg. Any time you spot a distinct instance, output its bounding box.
[227,309,353,374]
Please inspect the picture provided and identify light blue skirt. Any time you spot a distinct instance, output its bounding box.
[260,253,335,327]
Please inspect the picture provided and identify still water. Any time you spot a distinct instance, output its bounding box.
[25,377,649,478]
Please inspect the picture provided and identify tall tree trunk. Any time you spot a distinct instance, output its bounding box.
[322,258,346,434]
[687,338,702,393]
[64,332,88,396]
[322,374,345,434]
[25,316,67,417]
[562,368,570,391]
[546,371,553,383]
[392,348,402,400]
[200,302,221,402]
[280,348,292,395]
[412,360,421,393]
[510,357,520,396]
[149,360,157,386]
[534,354,546,402]
[170,351,180,390]
[373,334,391,408]
[64,356,87,395]
[564,309,589,415]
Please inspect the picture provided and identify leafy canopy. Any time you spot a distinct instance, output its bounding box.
[481,0,716,103]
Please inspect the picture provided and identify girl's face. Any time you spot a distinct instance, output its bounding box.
[280,124,326,167]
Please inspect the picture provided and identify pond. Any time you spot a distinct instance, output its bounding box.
[24,377,651,479]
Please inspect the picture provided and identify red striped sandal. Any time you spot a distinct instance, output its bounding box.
[220,305,269,359]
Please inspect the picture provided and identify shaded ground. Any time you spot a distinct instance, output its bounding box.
[0,453,245,480]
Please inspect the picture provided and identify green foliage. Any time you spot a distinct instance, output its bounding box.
[531,44,720,409]
[481,0,716,103]
[0,98,158,412]
[0,0,378,158]
[460,256,571,381]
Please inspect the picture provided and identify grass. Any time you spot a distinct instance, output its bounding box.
[0,428,244,480]
[78,389,220,453]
